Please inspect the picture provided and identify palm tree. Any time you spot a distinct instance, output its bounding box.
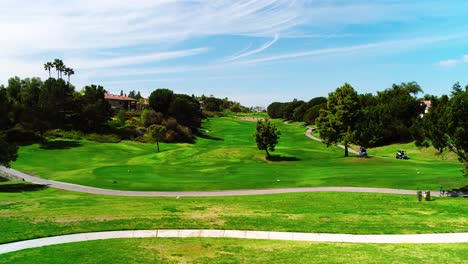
[53,59,65,79]
[43,62,54,78]
[64,67,75,84]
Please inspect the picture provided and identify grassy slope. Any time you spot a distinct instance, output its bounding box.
[11,117,466,191]
[1,238,467,264]
[0,182,466,244]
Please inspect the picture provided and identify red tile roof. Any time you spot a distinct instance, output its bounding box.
[104,93,137,101]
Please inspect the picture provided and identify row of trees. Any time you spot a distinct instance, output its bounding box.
[414,83,467,176]
[44,59,74,83]
[315,82,425,156]
[0,75,113,166]
[314,82,467,177]
[267,97,327,124]
[198,95,250,113]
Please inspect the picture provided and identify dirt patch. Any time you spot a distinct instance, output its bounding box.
[239,117,265,122]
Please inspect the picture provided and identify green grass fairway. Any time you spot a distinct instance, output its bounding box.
[1,238,467,264]
[12,117,466,191]
[0,182,466,244]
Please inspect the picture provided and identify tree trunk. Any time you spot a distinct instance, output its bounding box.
[344,144,349,157]
[265,148,270,157]
[156,140,160,153]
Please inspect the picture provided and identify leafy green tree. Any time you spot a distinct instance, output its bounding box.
[416,84,467,177]
[282,99,305,120]
[6,76,22,102]
[128,90,136,99]
[149,88,174,115]
[168,94,201,130]
[147,124,167,152]
[141,109,162,127]
[267,102,287,118]
[0,87,18,167]
[36,78,75,137]
[79,85,112,132]
[0,135,17,167]
[135,91,142,100]
[316,83,360,157]
[255,119,281,157]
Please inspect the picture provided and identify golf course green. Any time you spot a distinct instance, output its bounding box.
[0,181,466,244]
[11,117,466,191]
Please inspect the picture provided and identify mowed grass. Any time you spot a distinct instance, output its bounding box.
[0,182,466,244]
[1,238,467,264]
[12,117,466,191]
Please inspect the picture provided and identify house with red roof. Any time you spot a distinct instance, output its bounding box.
[104,93,137,110]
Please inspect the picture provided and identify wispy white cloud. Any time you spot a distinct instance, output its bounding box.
[225,33,279,61]
[436,54,468,68]
[70,48,208,69]
[437,59,460,68]
[237,34,462,65]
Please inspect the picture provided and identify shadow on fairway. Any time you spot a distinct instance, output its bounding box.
[40,140,82,149]
[197,134,224,141]
[266,155,301,162]
[0,183,48,193]
[446,186,468,198]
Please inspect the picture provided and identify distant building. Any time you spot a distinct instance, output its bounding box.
[419,100,432,117]
[104,93,137,110]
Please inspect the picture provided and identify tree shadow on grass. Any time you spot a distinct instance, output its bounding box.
[266,155,301,162]
[197,133,224,141]
[0,183,48,192]
[40,140,81,149]
[446,186,468,198]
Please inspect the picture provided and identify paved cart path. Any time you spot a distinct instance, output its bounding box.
[0,166,432,197]
[1,230,467,254]
[304,127,360,155]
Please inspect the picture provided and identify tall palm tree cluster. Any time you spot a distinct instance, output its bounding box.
[43,59,75,83]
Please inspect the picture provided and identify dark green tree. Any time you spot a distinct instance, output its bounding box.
[416,84,467,177]
[316,83,360,157]
[79,85,112,132]
[149,88,174,115]
[135,91,142,100]
[255,119,281,157]
[0,135,17,167]
[168,94,201,130]
[0,87,18,167]
[128,90,136,99]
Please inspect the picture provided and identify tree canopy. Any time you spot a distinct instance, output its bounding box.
[255,119,281,158]
[316,83,360,157]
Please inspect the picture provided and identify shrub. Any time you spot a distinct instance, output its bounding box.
[85,133,121,143]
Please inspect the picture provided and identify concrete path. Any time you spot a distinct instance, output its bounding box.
[1,230,467,254]
[305,127,360,155]
[1,166,431,197]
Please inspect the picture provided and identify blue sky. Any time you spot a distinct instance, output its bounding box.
[1,0,468,106]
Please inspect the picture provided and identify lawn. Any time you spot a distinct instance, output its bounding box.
[1,238,467,264]
[0,182,466,244]
[11,117,466,191]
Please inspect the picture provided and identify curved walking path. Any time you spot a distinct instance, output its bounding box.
[1,230,467,254]
[0,166,431,196]
[305,127,360,155]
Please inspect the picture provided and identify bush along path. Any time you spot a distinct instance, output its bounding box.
[0,166,435,196]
